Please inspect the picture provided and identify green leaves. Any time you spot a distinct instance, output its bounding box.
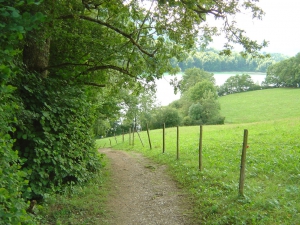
[12,73,102,199]
[180,68,215,93]
[266,53,300,87]
[0,79,34,224]
[218,73,260,95]
[47,0,268,87]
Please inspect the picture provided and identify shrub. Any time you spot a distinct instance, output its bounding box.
[149,107,182,129]
[0,83,34,224]
[11,73,102,199]
[182,116,193,126]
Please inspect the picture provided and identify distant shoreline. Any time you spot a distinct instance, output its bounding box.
[163,71,266,77]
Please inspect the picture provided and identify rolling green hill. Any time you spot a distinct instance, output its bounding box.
[219,88,300,123]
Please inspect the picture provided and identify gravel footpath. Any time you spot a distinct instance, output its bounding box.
[99,148,193,225]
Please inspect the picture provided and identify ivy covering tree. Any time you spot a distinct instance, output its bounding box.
[1,0,269,223]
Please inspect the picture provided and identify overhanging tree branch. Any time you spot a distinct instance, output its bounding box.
[79,64,135,78]
[43,62,89,70]
[58,14,157,58]
[44,62,135,78]
[83,82,105,87]
[180,0,224,19]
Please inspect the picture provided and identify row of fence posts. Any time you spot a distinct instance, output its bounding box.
[108,124,248,196]
[126,127,145,147]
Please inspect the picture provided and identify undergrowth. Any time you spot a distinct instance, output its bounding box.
[37,153,110,225]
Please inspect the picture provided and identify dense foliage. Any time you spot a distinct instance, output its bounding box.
[0,0,44,224]
[265,53,300,87]
[11,73,102,199]
[149,107,182,128]
[0,82,34,224]
[177,50,288,72]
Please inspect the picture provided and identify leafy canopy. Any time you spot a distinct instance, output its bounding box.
[44,0,267,88]
[180,68,215,93]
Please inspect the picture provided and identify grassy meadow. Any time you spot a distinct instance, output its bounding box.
[219,88,300,124]
[97,88,300,224]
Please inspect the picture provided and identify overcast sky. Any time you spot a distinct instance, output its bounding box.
[208,0,300,56]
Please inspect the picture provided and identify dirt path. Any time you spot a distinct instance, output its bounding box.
[99,148,192,225]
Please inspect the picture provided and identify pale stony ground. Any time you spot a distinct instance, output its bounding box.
[99,148,194,225]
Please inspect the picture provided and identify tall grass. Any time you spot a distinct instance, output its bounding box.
[97,88,300,224]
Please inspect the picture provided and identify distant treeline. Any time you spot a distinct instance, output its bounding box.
[175,49,288,72]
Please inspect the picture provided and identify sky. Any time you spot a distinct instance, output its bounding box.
[209,0,300,56]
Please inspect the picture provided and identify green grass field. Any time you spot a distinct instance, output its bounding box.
[97,88,300,224]
[219,88,300,123]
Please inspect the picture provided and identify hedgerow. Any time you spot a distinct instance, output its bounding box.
[11,73,102,199]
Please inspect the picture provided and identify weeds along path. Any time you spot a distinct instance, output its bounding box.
[99,148,192,225]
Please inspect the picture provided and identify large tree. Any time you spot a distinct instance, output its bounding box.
[23,0,267,82]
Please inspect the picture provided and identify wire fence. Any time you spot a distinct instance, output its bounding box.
[99,124,250,196]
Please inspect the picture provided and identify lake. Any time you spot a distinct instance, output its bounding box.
[155,72,266,106]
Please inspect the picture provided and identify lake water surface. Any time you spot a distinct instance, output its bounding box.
[156,72,266,106]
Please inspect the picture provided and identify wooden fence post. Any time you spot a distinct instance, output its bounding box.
[239,129,248,196]
[146,123,152,150]
[114,134,117,144]
[199,125,203,171]
[129,128,131,145]
[132,126,135,146]
[176,126,179,160]
[137,131,144,147]
[109,139,112,147]
[163,123,165,153]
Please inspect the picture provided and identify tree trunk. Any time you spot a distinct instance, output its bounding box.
[23,30,50,77]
